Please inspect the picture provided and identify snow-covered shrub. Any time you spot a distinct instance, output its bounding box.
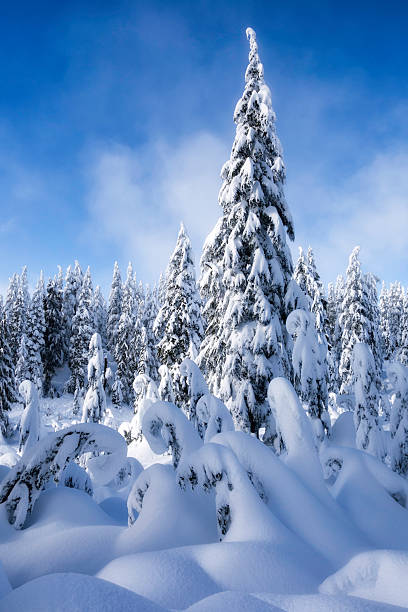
[0,422,126,528]
[178,442,281,541]
[286,309,330,441]
[82,333,106,423]
[127,463,175,526]
[18,380,40,455]
[196,394,234,442]
[142,401,202,469]
[59,461,93,496]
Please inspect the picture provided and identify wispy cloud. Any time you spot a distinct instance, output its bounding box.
[83,132,228,279]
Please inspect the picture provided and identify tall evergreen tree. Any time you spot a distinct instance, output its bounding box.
[293,247,309,301]
[154,223,204,404]
[68,267,94,392]
[15,334,30,387]
[107,262,122,356]
[42,276,65,394]
[6,272,28,366]
[25,274,46,392]
[0,315,16,435]
[364,272,383,384]
[138,285,159,381]
[339,247,370,395]
[199,28,295,435]
[92,285,107,347]
[62,262,82,360]
[398,289,408,366]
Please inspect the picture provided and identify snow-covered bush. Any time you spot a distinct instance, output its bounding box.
[0,422,126,528]
[196,393,234,442]
[142,400,202,469]
[59,461,93,496]
[158,364,175,403]
[18,380,40,455]
[127,463,175,526]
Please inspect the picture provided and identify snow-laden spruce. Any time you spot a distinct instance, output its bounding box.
[82,333,107,423]
[43,274,65,394]
[286,309,330,441]
[199,28,295,436]
[387,362,408,475]
[107,261,122,356]
[0,313,15,436]
[154,223,203,406]
[25,274,46,393]
[18,380,40,455]
[352,342,383,458]
[68,267,94,393]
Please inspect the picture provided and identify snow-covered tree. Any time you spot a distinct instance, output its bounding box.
[199,28,295,435]
[62,262,82,361]
[0,422,127,529]
[387,362,408,476]
[352,342,383,458]
[398,290,408,366]
[107,262,122,355]
[293,247,309,300]
[111,373,124,408]
[25,274,46,392]
[68,267,94,392]
[82,333,106,423]
[5,272,28,366]
[0,315,16,436]
[364,272,384,383]
[42,276,64,394]
[15,334,30,387]
[306,247,327,347]
[18,380,40,455]
[138,285,159,381]
[286,309,330,441]
[158,364,175,403]
[154,223,203,404]
[92,286,107,348]
[179,358,209,432]
[339,247,369,394]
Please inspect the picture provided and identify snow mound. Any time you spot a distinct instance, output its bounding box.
[186,590,283,611]
[0,572,168,611]
[320,549,408,608]
[257,592,404,611]
[98,549,219,609]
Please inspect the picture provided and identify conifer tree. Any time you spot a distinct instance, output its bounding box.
[0,315,16,436]
[306,247,327,347]
[138,285,159,381]
[107,262,122,356]
[293,247,309,301]
[92,285,107,347]
[398,289,408,366]
[387,362,408,475]
[364,272,383,383]
[43,276,65,394]
[379,282,389,358]
[154,223,203,405]
[25,274,46,392]
[199,28,295,435]
[352,342,383,458]
[68,267,94,392]
[6,272,27,365]
[82,333,106,423]
[339,247,370,394]
[15,334,30,387]
[62,262,82,360]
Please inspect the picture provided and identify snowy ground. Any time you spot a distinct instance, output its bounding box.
[1,390,408,611]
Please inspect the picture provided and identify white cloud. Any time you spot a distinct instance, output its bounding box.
[84,132,228,280]
[290,149,408,285]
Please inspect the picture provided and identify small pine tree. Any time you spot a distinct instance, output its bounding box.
[287,309,330,440]
[62,262,83,360]
[107,262,122,355]
[15,334,30,387]
[25,274,46,392]
[68,267,94,392]
[92,285,107,347]
[387,362,408,476]
[154,223,203,405]
[42,276,65,394]
[352,342,383,458]
[0,316,16,435]
[18,380,40,455]
[398,290,408,366]
[82,333,106,423]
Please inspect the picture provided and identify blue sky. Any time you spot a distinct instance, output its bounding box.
[1,0,407,293]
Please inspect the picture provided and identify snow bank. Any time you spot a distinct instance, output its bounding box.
[320,549,408,608]
[0,572,168,611]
